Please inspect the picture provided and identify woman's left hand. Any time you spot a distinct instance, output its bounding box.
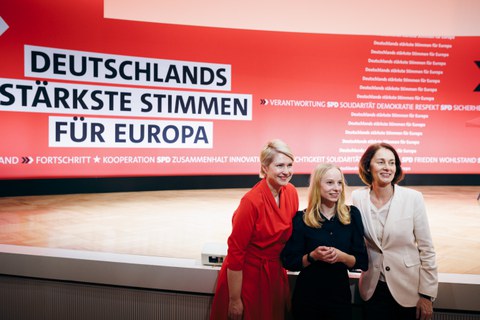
[416,297,433,320]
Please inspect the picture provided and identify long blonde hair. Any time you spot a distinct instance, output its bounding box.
[303,163,351,228]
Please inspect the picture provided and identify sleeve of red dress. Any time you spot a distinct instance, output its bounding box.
[226,197,257,271]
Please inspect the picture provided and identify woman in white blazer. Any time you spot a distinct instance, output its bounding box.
[351,143,438,320]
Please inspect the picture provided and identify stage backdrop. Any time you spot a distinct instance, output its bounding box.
[1,0,479,179]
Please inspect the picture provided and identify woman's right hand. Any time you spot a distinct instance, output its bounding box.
[228,297,244,320]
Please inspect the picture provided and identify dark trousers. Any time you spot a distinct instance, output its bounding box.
[363,281,417,320]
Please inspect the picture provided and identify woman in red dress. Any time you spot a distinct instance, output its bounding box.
[210,139,299,320]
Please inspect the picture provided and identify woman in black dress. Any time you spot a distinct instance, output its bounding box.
[281,163,368,319]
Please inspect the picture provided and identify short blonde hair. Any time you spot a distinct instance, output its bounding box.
[303,163,351,228]
[259,139,294,178]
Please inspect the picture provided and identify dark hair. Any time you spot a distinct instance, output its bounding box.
[358,142,404,186]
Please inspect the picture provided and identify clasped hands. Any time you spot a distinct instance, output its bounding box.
[310,246,339,264]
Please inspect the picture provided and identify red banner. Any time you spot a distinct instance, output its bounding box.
[0,1,479,179]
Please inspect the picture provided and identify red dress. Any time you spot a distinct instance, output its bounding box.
[210,179,299,320]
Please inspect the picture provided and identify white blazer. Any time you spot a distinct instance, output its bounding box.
[351,185,438,307]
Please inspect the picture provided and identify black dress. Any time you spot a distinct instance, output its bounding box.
[281,206,368,320]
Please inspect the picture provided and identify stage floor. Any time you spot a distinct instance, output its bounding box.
[1,186,479,275]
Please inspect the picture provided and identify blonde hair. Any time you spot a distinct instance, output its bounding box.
[259,139,294,178]
[303,163,351,228]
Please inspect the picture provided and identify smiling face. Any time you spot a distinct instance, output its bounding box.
[263,152,293,193]
[369,147,397,187]
[319,167,343,206]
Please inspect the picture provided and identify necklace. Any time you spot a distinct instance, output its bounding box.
[370,185,394,209]
[320,203,336,220]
